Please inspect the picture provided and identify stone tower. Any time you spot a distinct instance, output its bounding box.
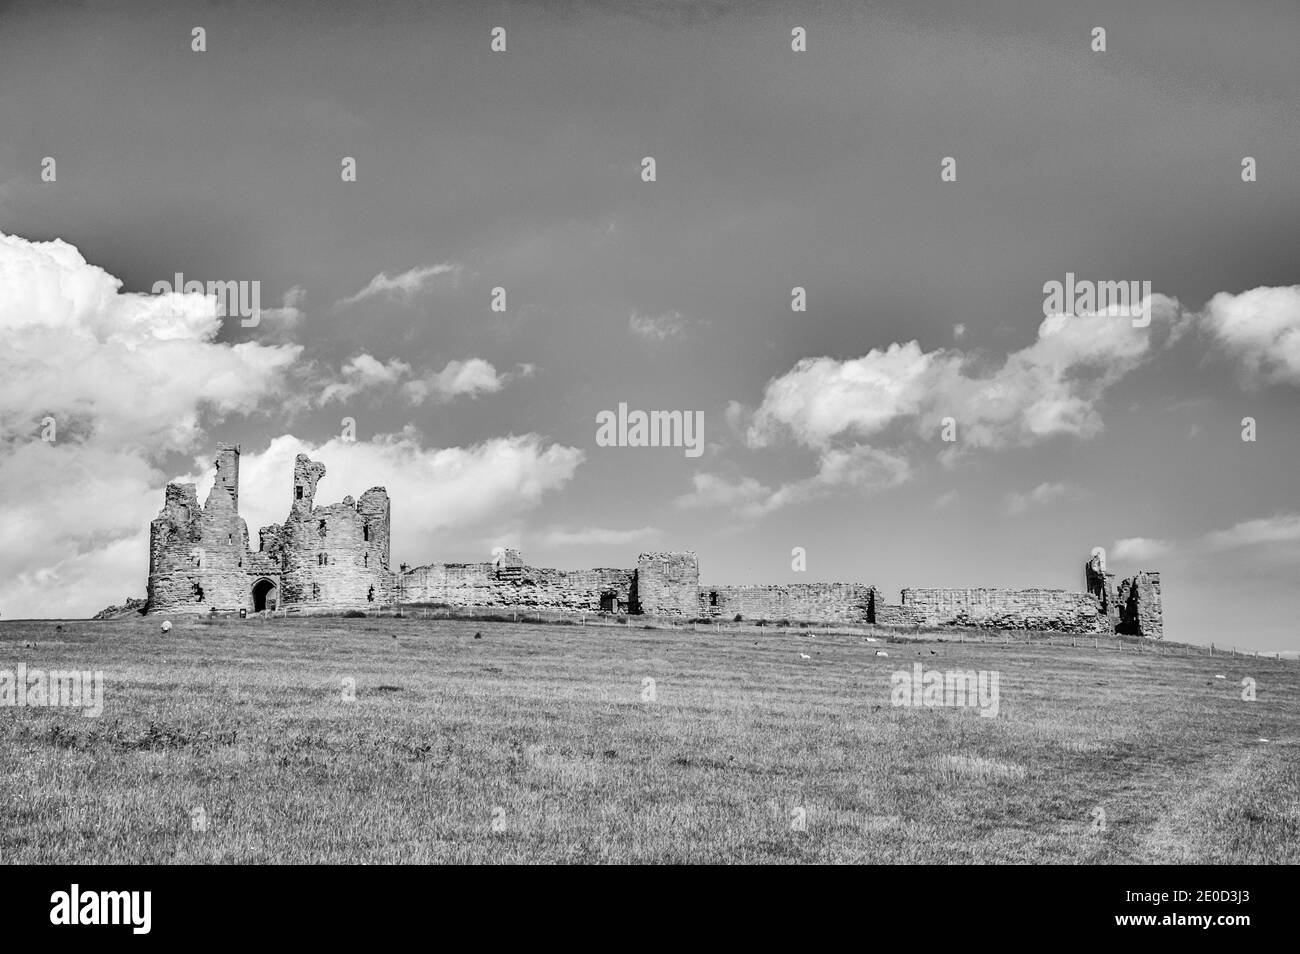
[277,454,395,609]
[146,443,253,613]
[632,551,700,617]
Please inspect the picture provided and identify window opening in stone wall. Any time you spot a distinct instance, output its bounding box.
[296,486,303,499]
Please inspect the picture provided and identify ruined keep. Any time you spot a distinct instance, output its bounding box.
[145,446,1165,637]
[147,444,256,614]
[147,446,393,616]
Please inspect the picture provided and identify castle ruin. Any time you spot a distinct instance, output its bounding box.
[146,445,1164,637]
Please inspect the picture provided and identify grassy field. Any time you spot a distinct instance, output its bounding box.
[1,615,1297,864]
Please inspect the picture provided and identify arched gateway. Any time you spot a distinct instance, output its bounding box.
[252,577,278,612]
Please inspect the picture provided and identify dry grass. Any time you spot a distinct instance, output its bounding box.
[0,615,1296,864]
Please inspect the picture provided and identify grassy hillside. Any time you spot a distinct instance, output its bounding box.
[1,616,1296,863]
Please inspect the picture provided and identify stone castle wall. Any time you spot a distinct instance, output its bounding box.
[699,583,875,624]
[401,562,635,613]
[872,602,928,627]
[898,587,1112,633]
[144,445,1165,637]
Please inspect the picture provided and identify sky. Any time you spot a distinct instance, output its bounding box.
[0,0,1297,649]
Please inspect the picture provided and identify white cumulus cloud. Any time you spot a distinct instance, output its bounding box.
[0,230,302,452]
[0,229,304,618]
[318,353,413,405]
[1199,285,1300,388]
[404,358,513,404]
[747,296,1181,453]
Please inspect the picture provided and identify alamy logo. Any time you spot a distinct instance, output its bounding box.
[50,885,151,934]
[0,665,103,717]
[152,272,261,327]
[595,402,703,458]
[1042,272,1151,328]
[891,663,1000,717]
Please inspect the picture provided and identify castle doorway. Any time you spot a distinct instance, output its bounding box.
[600,591,617,613]
[252,578,278,612]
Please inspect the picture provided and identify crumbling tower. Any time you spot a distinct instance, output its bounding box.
[1085,548,1119,625]
[278,454,395,609]
[146,443,253,613]
[1086,546,1164,639]
[1117,572,1163,639]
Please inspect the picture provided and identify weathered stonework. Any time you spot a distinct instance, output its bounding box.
[632,552,700,617]
[897,587,1112,634]
[1116,571,1163,638]
[146,447,392,615]
[144,446,1165,636]
[401,561,635,613]
[699,583,875,624]
[273,455,394,611]
[146,444,256,615]
[1085,551,1120,625]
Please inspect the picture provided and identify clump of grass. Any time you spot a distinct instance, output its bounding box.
[936,754,1028,782]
